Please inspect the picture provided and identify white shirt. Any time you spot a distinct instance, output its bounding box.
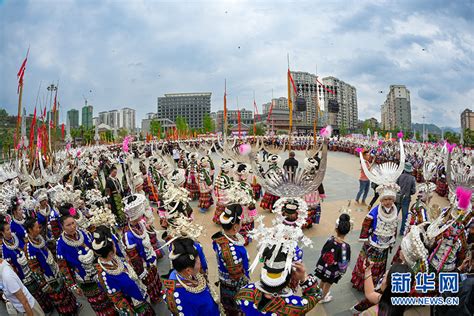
[172,148,180,160]
[0,260,36,313]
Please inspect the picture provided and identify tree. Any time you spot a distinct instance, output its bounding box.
[339,124,348,136]
[150,120,162,138]
[463,129,474,147]
[255,123,266,136]
[203,114,215,133]
[175,116,189,135]
[118,128,128,139]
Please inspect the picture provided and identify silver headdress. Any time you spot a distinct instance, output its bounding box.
[249,217,311,277]
[249,139,328,198]
[400,224,429,269]
[272,197,308,228]
[361,138,405,198]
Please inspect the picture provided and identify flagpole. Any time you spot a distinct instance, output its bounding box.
[287,53,293,151]
[314,65,319,145]
[223,79,228,142]
[16,83,24,150]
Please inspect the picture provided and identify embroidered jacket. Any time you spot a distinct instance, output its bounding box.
[212,232,249,284]
[215,173,233,204]
[37,205,61,239]
[56,230,96,287]
[163,271,220,316]
[235,275,323,315]
[359,205,398,249]
[2,234,29,280]
[10,218,27,242]
[123,223,157,277]
[96,259,148,314]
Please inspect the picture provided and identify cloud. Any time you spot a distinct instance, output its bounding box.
[0,0,472,128]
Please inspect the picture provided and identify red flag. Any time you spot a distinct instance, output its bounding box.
[316,78,336,95]
[61,123,65,139]
[42,106,46,121]
[17,48,29,94]
[29,107,37,148]
[268,98,274,121]
[288,70,297,94]
[253,100,261,121]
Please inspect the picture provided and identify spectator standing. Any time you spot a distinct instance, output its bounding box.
[396,162,416,235]
[0,258,45,316]
[355,150,372,205]
[283,151,299,181]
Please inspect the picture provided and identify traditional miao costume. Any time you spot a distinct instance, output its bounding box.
[351,203,398,291]
[235,163,257,245]
[302,157,326,228]
[212,206,250,316]
[149,159,169,226]
[259,155,282,211]
[185,153,200,200]
[122,194,162,303]
[351,140,405,292]
[237,221,322,315]
[213,159,235,224]
[162,212,209,276]
[105,175,126,227]
[426,189,472,274]
[133,174,164,260]
[96,255,155,315]
[315,236,351,284]
[250,175,262,201]
[435,164,448,197]
[2,231,53,313]
[392,182,435,264]
[163,238,220,316]
[57,228,116,315]
[177,152,188,170]
[10,214,27,242]
[35,189,61,254]
[25,233,79,315]
[198,156,214,212]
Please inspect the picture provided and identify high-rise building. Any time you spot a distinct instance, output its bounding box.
[98,111,108,126]
[215,109,253,133]
[108,110,120,129]
[81,105,93,128]
[67,109,79,129]
[119,107,136,132]
[461,109,474,131]
[322,76,358,130]
[380,85,411,131]
[157,93,211,129]
[291,71,326,128]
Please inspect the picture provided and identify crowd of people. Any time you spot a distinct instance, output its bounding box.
[0,133,471,316]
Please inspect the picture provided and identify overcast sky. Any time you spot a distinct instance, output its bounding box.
[0,0,472,127]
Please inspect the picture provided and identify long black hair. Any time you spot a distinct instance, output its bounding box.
[221,204,242,231]
[92,225,115,258]
[378,264,413,316]
[336,213,351,235]
[170,238,198,273]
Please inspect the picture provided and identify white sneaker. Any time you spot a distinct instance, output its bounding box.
[321,294,333,303]
[350,305,361,315]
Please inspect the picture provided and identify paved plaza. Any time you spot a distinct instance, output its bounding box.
[2,150,443,315]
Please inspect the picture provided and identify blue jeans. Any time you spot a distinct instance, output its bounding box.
[356,180,370,202]
[399,196,411,235]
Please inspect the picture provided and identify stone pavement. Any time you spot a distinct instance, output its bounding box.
[1,150,442,315]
